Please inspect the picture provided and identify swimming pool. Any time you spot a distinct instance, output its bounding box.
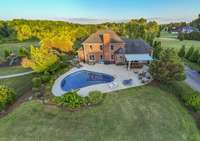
[61,70,114,92]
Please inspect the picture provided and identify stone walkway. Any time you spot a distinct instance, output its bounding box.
[0,71,34,79]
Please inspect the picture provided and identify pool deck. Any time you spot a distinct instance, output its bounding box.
[52,63,150,97]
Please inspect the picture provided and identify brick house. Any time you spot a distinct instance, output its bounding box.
[78,30,153,68]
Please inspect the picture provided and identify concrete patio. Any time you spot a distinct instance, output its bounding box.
[52,63,151,97]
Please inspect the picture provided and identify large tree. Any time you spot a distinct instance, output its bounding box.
[40,35,73,53]
[22,45,58,72]
[149,48,185,83]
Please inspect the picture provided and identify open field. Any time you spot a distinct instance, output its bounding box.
[0,84,199,141]
[0,41,39,59]
[155,32,200,51]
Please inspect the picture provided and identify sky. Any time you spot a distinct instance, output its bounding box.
[0,0,200,24]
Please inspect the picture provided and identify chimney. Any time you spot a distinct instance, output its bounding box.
[103,33,110,46]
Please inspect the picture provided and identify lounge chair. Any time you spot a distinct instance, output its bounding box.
[108,82,118,89]
[123,79,133,86]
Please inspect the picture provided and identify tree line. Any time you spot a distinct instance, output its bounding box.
[0,18,160,45]
[178,45,200,65]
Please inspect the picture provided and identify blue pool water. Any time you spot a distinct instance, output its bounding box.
[61,70,114,92]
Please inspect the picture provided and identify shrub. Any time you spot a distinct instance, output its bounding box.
[189,49,199,63]
[32,77,42,88]
[88,91,104,105]
[54,91,84,109]
[178,45,186,58]
[41,72,51,83]
[0,85,16,111]
[182,92,200,111]
[18,47,29,57]
[4,49,11,58]
[54,91,105,109]
[185,46,194,59]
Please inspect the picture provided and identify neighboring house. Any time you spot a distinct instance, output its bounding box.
[171,26,199,34]
[78,30,153,68]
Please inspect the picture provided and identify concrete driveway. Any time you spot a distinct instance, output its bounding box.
[185,67,200,92]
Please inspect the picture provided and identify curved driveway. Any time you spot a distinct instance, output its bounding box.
[185,67,200,92]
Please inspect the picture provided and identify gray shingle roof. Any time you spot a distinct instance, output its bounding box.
[82,30,125,44]
[115,38,152,54]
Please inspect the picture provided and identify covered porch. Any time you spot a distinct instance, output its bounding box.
[125,54,153,70]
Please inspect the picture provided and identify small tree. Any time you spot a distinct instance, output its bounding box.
[178,45,186,58]
[189,49,199,63]
[185,46,194,59]
[4,49,11,59]
[153,41,162,59]
[149,48,185,83]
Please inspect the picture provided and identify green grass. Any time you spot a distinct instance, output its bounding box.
[160,31,178,39]
[0,84,199,141]
[0,74,34,97]
[0,66,31,76]
[156,32,200,52]
[0,41,39,59]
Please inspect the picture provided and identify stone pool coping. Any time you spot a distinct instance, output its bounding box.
[52,63,150,97]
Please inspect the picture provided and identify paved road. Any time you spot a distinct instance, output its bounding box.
[185,67,200,92]
[0,71,34,79]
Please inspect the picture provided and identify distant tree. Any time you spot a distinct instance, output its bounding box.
[178,45,186,58]
[149,48,185,83]
[189,50,199,63]
[178,33,185,41]
[185,46,194,59]
[153,41,162,59]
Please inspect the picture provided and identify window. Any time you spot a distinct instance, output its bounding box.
[111,55,114,60]
[90,45,92,49]
[111,45,114,50]
[100,45,103,50]
[89,55,95,60]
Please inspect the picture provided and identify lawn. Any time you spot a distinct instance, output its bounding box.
[0,84,199,141]
[0,66,31,76]
[0,74,34,97]
[0,41,39,59]
[155,32,200,51]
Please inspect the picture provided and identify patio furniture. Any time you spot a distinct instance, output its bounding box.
[88,60,96,65]
[123,79,133,86]
[76,64,83,68]
[108,82,118,89]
